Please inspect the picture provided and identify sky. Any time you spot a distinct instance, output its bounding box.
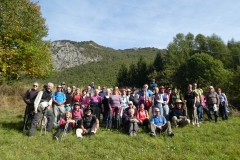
[31,0,240,50]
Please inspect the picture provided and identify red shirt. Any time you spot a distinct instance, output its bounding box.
[137,109,149,122]
[73,94,81,102]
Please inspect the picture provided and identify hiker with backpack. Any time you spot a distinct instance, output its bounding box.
[217,88,228,120]
[52,85,66,126]
[28,82,55,137]
[206,86,220,122]
[149,108,174,137]
[171,99,190,127]
[137,103,150,130]
[22,82,39,132]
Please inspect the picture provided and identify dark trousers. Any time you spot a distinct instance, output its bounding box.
[91,103,101,121]
[28,108,54,136]
[54,123,73,137]
[23,105,34,131]
[208,104,219,122]
[127,122,139,134]
[219,102,228,120]
[138,119,150,129]
[109,114,120,129]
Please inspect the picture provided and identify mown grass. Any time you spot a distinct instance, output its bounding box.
[0,104,240,160]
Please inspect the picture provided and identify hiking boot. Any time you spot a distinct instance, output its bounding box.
[168,132,174,137]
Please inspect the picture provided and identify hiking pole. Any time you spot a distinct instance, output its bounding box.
[40,110,47,136]
[22,105,29,132]
[61,122,69,141]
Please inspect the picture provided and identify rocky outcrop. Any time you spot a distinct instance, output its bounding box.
[51,40,102,70]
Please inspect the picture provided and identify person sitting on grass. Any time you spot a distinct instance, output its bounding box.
[122,101,137,125]
[171,99,190,127]
[71,102,84,125]
[53,111,75,141]
[150,108,174,137]
[76,107,99,139]
[125,108,139,136]
[137,103,150,130]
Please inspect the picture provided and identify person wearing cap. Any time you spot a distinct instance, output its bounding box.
[171,99,190,127]
[76,106,99,138]
[129,87,139,109]
[108,88,122,129]
[29,82,55,136]
[65,87,74,111]
[149,79,158,91]
[23,82,39,132]
[206,86,220,122]
[61,82,67,94]
[52,85,66,126]
[159,86,170,121]
[72,102,84,125]
[125,108,139,136]
[150,108,174,137]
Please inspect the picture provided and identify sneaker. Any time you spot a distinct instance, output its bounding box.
[133,132,137,136]
[54,136,58,141]
[192,122,195,125]
[150,133,156,137]
[129,132,133,136]
[196,123,200,127]
[168,132,174,137]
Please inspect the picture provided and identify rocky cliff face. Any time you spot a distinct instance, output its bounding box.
[51,40,102,70]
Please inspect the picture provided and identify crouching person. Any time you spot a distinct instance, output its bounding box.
[53,111,75,140]
[171,99,190,127]
[150,108,174,137]
[76,107,99,138]
[125,108,139,136]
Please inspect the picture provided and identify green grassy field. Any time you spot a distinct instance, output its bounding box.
[0,107,240,160]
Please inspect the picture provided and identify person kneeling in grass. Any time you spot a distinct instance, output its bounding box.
[171,99,190,127]
[76,107,99,139]
[150,108,174,137]
[53,111,75,141]
[125,108,139,136]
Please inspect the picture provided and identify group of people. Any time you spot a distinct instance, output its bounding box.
[23,79,229,139]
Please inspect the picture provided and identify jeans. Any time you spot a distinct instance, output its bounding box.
[163,104,169,121]
[208,104,219,122]
[219,102,228,120]
[196,102,202,122]
[152,103,163,116]
[53,104,65,125]
[103,110,109,127]
[54,123,73,137]
[91,103,101,121]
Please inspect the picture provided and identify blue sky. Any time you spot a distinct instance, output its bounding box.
[31,0,240,49]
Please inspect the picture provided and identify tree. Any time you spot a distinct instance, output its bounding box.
[0,0,52,80]
[116,64,128,87]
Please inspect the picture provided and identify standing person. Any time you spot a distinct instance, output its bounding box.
[125,108,139,136]
[152,87,163,116]
[22,82,39,132]
[129,87,139,109]
[137,84,154,97]
[159,86,170,121]
[217,88,228,120]
[149,108,174,137]
[90,89,102,121]
[86,86,94,98]
[102,88,111,128]
[193,83,202,122]
[71,86,76,96]
[108,88,122,129]
[89,82,95,91]
[99,86,106,98]
[120,88,129,121]
[65,87,74,111]
[52,85,66,126]
[184,84,199,127]
[28,82,55,137]
[169,86,182,110]
[199,89,208,119]
[53,111,75,141]
[61,82,67,94]
[80,90,90,109]
[206,86,220,122]
[76,107,99,138]
[149,79,158,91]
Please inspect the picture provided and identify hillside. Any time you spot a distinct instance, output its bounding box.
[35,40,164,87]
